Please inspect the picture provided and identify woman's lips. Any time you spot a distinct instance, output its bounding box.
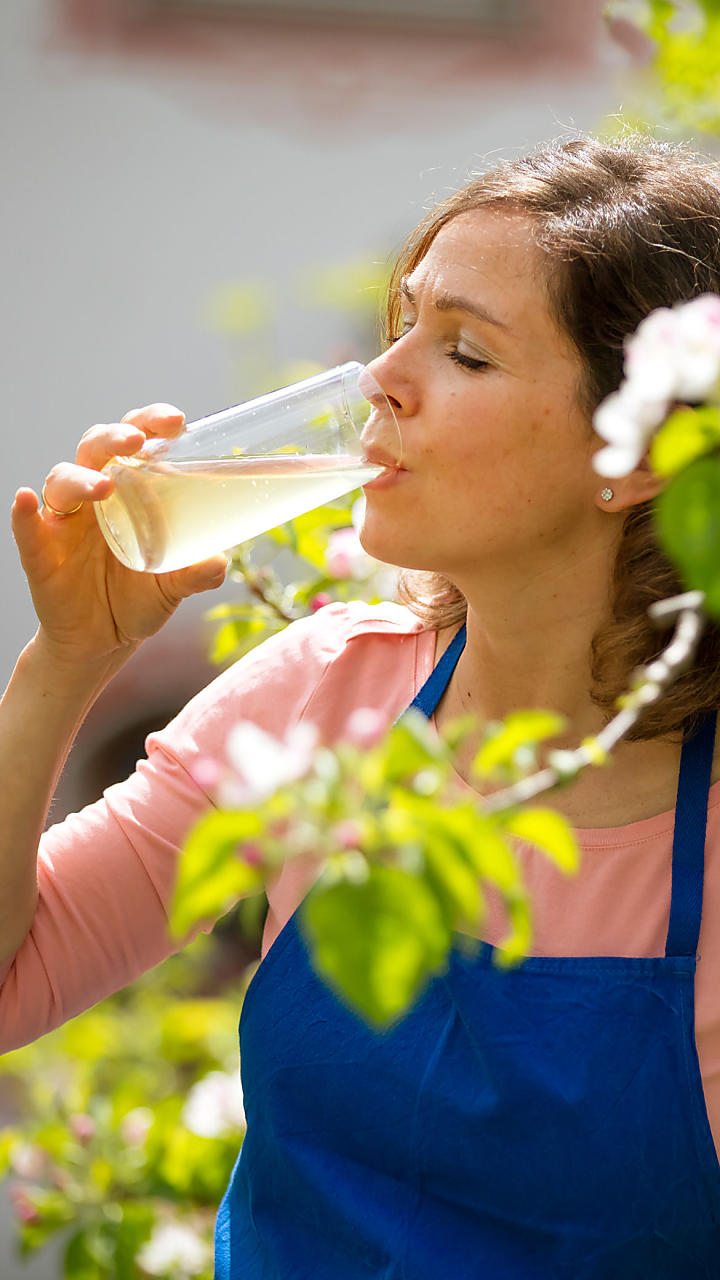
[361,457,407,491]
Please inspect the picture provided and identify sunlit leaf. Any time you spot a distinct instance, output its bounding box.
[64,1228,104,1280]
[448,806,524,895]
[171,812,264,938]
[495,894,533,968]
[650,405,720,476]
[654,454,720,617]
[501,808,580,873]
[473,710,566,777]
[301,866,450,1027]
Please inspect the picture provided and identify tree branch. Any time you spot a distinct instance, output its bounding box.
[482,590,707,814]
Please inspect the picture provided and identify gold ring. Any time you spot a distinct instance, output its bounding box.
[41,485,83,518]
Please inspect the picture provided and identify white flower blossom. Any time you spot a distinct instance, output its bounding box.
[182,1070,246,1138]
[219,720,319,807]
[593,293,720,477]
[137,1222,211,1277]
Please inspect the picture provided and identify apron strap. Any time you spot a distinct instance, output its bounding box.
[665,711,717,959]
[406,623,467,721]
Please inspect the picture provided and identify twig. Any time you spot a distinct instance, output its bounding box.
[481,590,707,814]
[231,547,297,623]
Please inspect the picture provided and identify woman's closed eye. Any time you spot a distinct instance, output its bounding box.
[448,348,491,371]
[386,329,491,372]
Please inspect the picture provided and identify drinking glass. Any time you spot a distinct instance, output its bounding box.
[94,361,400,573]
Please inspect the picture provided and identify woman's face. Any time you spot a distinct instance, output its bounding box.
[359,209,606,587]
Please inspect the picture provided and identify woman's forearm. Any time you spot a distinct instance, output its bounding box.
[0,632,134,965]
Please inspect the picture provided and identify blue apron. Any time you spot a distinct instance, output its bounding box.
[215,625,720,1278]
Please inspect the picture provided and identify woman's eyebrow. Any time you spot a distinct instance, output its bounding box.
[400,277,511,332]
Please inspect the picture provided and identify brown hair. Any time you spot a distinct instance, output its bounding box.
[388,134,720,741]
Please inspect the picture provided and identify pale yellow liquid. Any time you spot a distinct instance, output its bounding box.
[94,453,381,573]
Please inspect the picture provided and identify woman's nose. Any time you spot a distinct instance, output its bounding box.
[357,354,408,465]
[364,345,417,418]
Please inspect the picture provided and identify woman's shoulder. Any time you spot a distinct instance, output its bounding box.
[148,600,432,756]
[255,598,431,673]
[308,598,428,640]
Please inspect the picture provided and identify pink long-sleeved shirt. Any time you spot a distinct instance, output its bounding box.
[2,601,720,1158]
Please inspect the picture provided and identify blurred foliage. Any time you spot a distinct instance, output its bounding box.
[0,939,249,1278]
[605,0,720,138]
[171,708,580,1028]
[207,498,397,665]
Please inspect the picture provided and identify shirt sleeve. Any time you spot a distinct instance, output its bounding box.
[0,606,363,1052]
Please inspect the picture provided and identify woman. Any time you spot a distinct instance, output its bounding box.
[2,135,720,1277]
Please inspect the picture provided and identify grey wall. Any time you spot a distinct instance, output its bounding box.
[0,0,624,684]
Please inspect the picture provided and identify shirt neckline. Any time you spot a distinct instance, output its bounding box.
[415,626,720,851]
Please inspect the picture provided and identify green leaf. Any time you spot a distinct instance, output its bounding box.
[495,894,533,968]
[473,710,566,777]
[301,865,451,1027]
[209,613,286,666]
[362,709,445,791]
[170,811,264,938]
[463,811,524,893]
[501,807,580,874]
[209,621,246,664]
[64,1229,105,1280]
[650,405,720,477]
[654,454,720,617]
[383,798,485,929]
[110,1204,157,1280]
[420,824,485,930]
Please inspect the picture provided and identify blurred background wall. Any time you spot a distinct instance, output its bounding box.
[0,2,625,1269]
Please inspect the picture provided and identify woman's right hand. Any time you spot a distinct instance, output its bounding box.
[11,404,228,667]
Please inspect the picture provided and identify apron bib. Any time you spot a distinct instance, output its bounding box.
[215,626,720,1278]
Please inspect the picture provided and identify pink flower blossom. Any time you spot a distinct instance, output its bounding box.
[345,707,390,748]
[190,758,222,791]
[10,1187,39,1225]
[241,842,264,867]
[325,527,375,580]
[333,819,363,850]
[9,1143,46,1179]
[120,1107,154,1147]
[309,592,333,612]
[69,1113,95,1144]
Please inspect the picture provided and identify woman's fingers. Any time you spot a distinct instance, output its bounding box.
[163,553,229,603]
[120,403,186,437]
[41,462,114,515]
[12,488,57,577]
[75,423,146,471]
[74,405,186,471]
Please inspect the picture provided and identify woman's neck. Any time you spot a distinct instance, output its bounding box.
[431,584,689,828]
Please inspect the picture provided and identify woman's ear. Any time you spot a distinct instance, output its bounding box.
[594,453,666,512]
[594,400,695,513]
